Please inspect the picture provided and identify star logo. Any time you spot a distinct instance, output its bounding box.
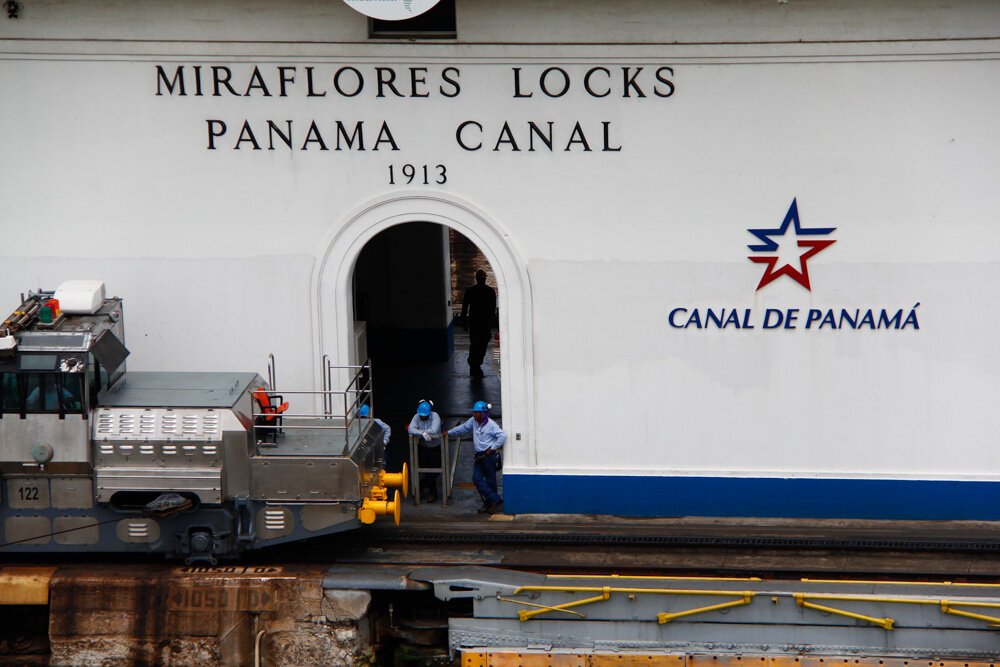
[747,199,836,291]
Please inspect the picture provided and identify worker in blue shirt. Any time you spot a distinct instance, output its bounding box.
[359,404,390,447]
[444,400,506,514]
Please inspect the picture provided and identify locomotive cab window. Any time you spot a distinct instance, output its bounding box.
[0,372,18,412]
[0,371,85,415]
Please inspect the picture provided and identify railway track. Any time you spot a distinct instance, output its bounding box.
[251,517,1000,581]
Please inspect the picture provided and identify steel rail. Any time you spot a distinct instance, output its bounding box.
[362,529,1000,552]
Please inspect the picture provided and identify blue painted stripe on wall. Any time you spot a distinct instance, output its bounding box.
[503,473,1000,520]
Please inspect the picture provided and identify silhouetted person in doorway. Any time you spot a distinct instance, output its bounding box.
[461,269,496,378]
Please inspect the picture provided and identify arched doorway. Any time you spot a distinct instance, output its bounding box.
[311,194,535,470]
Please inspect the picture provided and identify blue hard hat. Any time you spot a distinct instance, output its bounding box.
[417,401,432,417]
[359,405,370,418]
[472,400,489,412]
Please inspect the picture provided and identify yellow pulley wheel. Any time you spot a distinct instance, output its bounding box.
[380,463,409,499]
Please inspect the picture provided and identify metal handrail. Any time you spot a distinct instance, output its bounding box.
[255,356,374,452]
[323,356,373,426]
[321,354,330,417]
[407,430,465,507]
[446,432,463,502]
[409,433,448,507]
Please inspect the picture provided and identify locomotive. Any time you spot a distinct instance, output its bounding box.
[0,281,405,562]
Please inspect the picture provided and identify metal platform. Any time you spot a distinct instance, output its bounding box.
[387,566,1000,660]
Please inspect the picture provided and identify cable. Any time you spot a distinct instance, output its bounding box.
[0,517,121,549]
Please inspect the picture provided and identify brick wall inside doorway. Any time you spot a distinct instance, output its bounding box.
[450,228,496,316]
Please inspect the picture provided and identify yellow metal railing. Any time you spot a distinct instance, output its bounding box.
[793,593,894,629]
[658,594,754,624]
[497,581,1000,630]
[506,585,758,622]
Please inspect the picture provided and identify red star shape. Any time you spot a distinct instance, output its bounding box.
[749,239,836,291]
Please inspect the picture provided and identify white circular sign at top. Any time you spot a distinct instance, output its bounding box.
[342,0,442,21]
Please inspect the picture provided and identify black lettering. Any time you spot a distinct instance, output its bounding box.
[212,66,239,96]
[376,67,403,98]
[267,121,293,150]
[235,121,261,150]
[602,121,621,152]
[654,66,675,98]
[540,67,570,97]
[622,66,645,98]
[565,122,592,151]
[493,122,520,151]
[302,121,328,150]
[305,66,327,97]
[409,67,429,97]
[512,67,533,98]
[456,120,482,150]
[155,65,185,96]
[333,67,363,97]
[244,66,271,96]
[193,65,203,96]
[528,122,553,151]
[206,120,227,150]
[583,67,611,98]
[372,122,399,151]
[277,66,296,97]
[440,67,461,97]
[335,121,364,150]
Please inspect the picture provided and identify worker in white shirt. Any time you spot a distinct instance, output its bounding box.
[407,399,443,502]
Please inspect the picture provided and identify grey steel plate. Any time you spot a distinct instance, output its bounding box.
[100,372,257,408]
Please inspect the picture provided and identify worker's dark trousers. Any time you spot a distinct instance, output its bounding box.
[473,451,502,506]
[468,325,491,371]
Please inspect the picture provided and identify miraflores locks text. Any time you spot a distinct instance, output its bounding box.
[154,64,676,153]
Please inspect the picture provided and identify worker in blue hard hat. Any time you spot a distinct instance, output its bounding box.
[358,404,391,449]
[444,400,506,514]
[407,399,443,503]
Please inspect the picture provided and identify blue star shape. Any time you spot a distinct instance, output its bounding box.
[747,198,835,252]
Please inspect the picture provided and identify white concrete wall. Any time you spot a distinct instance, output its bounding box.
[5,0,998,42]
[1,0,998,480]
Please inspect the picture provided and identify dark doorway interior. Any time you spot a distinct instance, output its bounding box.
[352,223,501,485]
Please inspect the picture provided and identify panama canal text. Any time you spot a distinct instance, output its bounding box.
[154,63,675,155]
